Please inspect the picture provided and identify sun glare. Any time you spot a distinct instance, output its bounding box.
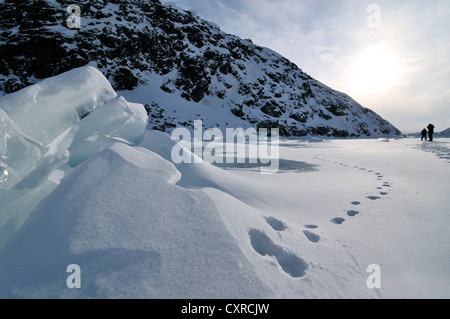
[349,47,400,94]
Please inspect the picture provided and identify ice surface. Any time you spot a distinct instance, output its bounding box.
[0,165,7,184]
[0,66,117,146]
[68,96,148,167]
[0,109,47,180]
[0,66,118,186]
[0,66,147,249]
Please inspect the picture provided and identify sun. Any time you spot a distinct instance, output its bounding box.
[349,47,400,94]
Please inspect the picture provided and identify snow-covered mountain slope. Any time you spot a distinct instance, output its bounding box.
[0,0,402,138]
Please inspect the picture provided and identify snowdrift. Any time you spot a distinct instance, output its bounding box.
[0,141,275,298]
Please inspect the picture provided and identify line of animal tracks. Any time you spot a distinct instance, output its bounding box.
[244,151,396,282]
[313,153,394,227]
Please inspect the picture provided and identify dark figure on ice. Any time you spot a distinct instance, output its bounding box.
[427,123,435,142]
[421,128,428,141]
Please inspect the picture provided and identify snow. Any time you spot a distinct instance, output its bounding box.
[119,78,254,134]
[1,68,449,299]
[1,132,450,298]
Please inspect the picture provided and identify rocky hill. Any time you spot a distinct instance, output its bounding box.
[0,0,402,137]
[438,128,450,137]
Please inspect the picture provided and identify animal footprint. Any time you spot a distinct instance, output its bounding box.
[303,230,320,243]
[331,217,345,225]
[347,210,359,217]
[264,216,287,231]
[367,196,381,200]
[304,225,318,229]
[249,229,308,278]
[351,201,361,206]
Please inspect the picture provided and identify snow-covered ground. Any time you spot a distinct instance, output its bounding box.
[1,67,449,299]
[1,133,449,298]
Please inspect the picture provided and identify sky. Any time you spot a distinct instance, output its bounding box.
[162,0,450,133]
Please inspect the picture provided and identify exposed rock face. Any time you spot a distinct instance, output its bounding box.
[0,0,402,137]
